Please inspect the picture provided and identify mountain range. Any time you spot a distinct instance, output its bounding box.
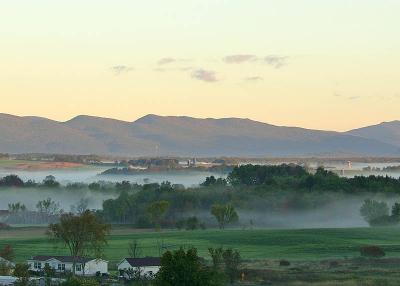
[0,113,399,157]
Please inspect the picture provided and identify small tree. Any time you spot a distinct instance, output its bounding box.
[8,202,26,213]
[208,247,224,271]
[48,210,110,275]
[209,247,241,284]
[37,198,60,215]
[0,175,24,187]
[71,198,89,214]
[360,199,389,225]
[154,247,221,286]
[391,202,400,222]
[44,264,55,285]
[42,175,60,188]
[146,201,170,230]
[14,263,30,286]
[186,216,200,230]
[211,204,239,229]
[128,239,142,258]
[222,248,241,284]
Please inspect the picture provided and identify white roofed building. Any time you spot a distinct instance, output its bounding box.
[27,256,108,276]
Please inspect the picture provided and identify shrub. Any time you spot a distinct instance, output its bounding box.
[175,219,185,230]
[60,277,99,286]
[0,262,12,275]
[279,259,290,266]
[155,247,220,286]
[0,222,11,230]
[360,245,385,258]
[186,216,199,230]
[329,261,339,268]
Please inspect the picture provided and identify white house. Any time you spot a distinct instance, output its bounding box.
[117,257,160,279]
[0,257,15,268]
[27,256,108,276]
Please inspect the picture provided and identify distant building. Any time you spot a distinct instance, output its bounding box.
[27,256,108,276]
[347,161,352,169]
[117,257,161,278]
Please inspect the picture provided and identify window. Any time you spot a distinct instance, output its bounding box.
[34,262,42,269]
[76,264,82,272]
[45,263,50,268]
[58,264,65,271]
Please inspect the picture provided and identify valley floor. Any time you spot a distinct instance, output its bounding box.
[2,226,400,285]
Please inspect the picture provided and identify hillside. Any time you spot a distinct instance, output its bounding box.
[347,121,400,148]
[0,113,399,157]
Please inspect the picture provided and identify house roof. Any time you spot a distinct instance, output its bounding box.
[123,257,161,267]
[30,256,93,263]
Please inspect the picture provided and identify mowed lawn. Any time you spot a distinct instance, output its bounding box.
[2,227,400,266]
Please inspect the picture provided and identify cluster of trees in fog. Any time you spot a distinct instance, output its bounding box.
[99,165,400,228]
[3,164,400,193]
[360,199,400,226]
[0,174,123,192]
[5,197,90,224]
[227,164,400,193]
[3,164,400,228]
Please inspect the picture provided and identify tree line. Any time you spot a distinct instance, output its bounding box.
[4,164,400,228]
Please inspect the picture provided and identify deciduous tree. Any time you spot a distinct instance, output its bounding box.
[37,198,60,215]
[48,210,110,274]
[146,200,170,230]
[211,204,238,229]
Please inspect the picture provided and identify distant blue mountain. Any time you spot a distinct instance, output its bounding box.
[0,113,399,157]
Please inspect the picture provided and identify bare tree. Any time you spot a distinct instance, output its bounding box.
[128,239,142,258]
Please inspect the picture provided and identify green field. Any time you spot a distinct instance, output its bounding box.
[2,226,400,266]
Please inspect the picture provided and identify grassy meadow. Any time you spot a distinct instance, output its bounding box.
[2,226,400,266]
[3,226,400,284]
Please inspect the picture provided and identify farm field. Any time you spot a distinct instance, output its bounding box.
[0,159,42,168]
[0,159,85,170]
[3,226,400,284]
[2,226,400,266]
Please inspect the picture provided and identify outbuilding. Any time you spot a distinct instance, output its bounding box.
[117,257,160,279]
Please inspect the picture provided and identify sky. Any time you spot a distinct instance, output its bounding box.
[1,0,399,131]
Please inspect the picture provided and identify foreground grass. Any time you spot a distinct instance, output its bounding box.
[2,226,400,266]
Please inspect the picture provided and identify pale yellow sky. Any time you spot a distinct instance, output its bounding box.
[1,1,399,131]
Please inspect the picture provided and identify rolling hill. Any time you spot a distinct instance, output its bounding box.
[0,113,399,157]
[347,121,400,148]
